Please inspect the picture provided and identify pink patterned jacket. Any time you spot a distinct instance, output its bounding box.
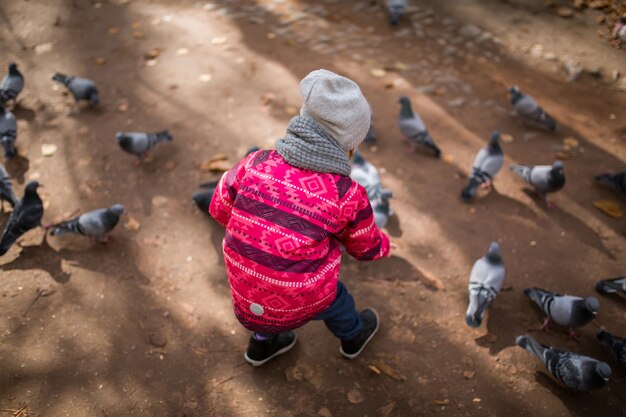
[209,150,390,334]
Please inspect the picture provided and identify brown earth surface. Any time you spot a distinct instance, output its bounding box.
[0,0,625,416]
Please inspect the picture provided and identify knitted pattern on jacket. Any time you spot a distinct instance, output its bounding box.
[275,114,352,177]
[210,150,390,334]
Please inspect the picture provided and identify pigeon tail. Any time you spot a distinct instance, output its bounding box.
[523,287,550,306]
[52,73,71,86]
[156,130,173,142]
[516,334,546,360]
[596,330,614,346]
[389,7,403,26]
[595,276,626,294]
[461,177,481,202]
[1,137,16,159]
[510,164,530,182]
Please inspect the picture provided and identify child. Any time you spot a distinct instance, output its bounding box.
[209,69,391,366]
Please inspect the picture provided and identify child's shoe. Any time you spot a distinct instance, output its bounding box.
[244,331,297,366]
[340,308,380,359]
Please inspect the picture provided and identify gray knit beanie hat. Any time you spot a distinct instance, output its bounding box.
[299,69,371,152]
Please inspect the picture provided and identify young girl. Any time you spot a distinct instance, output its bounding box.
[210,69,391,366]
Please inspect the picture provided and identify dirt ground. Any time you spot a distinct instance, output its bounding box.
[0,0,625,416]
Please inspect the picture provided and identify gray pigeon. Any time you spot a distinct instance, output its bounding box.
[595,172,626,196]
[48,204,125,242]
[596,330,626,368]
[0,181,44,256]
[0,164,18,209]
[397,96,441,158]
[0,63,24,105]
[387,0,407,26]
[524,287,598,338]
[350,150,393,228]
[516,334,611,391]
[193,181,218,215]
[52,73,99,105]
[461,131,504,202]
[0,106,17,159]
[508,86,556,131]
[510,161,565,205]
[465,241,506,327]
[116,130,173,164]
[595,276,626,295]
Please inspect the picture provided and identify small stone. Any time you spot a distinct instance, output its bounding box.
[176,48,189,56]
[463,370,476,380]
[433,399,450,406]
[318,407,332,417]
[94,57,106,65]
[370,68,386,78]
[180,302,196,315]
[530,240,537,246]
[347,389,364,404]
[529,44,543,58]
[459,24,481,38]
[199,74,212,82]
[148,332,167,348]
[472,397,482,403]
[211,36,227,45]
[41,143,58,156]
[447,97,465,108]
[35,42,53,54]
[500,133,514,143]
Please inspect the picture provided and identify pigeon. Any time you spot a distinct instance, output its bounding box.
[0,181,44,256]
[595,276,626,295]
[47,204,125,242]
[350,150,393,228]
[595,172,626,196]
[0,63,24,105]
[0,106,17,159]
[523,287,598,339]
[397,96,441,158]
[510,160,565,206]
[52,73,99,105]
[116,130,173,164]
[596,330,626,368]
[193,181,218,215]
[387,0,406,26]
[461,131,504,202]
[516,334,611,391]
[465,241,506,328]
[0,164,18,210]
[508,86,556,131]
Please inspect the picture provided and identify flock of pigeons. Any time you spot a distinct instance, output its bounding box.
[0,63,177,255]
[0,56,625,394]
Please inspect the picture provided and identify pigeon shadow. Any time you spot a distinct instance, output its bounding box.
[0,235,150,285]
[383,213,402,237]
[473,290,519,355]
[12,105,36,122]
[3,154,29,184]
[521,188,616,260]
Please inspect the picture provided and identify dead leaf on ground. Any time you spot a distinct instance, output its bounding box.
[563,137,579,148]
[347,389,364,404]
[211,36,227,45]
[108,27,119,34]
[501,133,514,143]
[125,215,141,232]
[370,360,407,381]
[433,399,450,406]
[463,370,476,380]
[41,143,58,156]
[416,264,446,291]
[379,402,396,417]
[556,7,575,17]
[593,199,624,218]
[199,154,231,172]
[368,364,382,374]
[132,31,145,39]
[318,407,332,417]
[144,48,163,59]
[118,101,129,112]
[441,154,454,163]
[94,57,106,65]
[370,68,386,78]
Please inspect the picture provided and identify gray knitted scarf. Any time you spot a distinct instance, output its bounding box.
[275,115,351,176]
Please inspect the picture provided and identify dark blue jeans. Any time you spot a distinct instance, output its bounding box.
[255,281,363,341]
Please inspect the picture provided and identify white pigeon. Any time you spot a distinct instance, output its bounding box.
[350,150,393,228]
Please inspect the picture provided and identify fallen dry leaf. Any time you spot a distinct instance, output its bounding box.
[593,199,624,218]
[176,47,189,56]
[144,48,163,59]
[463,370,476,380]
[108,27,119,34]
[556,7,574,17]
[379,402,396,417]
[416,264,445,291]
[441,154,454,163]
[347,389,364,405]
[181,302,196,315]
[563,137,579,148]
[35,42,53,54]
[370,360,406,381]
[41,143,58,156]
[556,150,572,160]
[368,364,382,374]
[370,68,386,78]
[434,87,446,96]
[118,101,129,112]
[132,31,145,39]
[318,407,332,417]
[94,57,106,65]
[211,36,227,45]
[125,215,141,232]
[433,399,450,406]
[199,73,212,82]
[199,154,231,172]
[500,133,514,143]
[261,92,276,105]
